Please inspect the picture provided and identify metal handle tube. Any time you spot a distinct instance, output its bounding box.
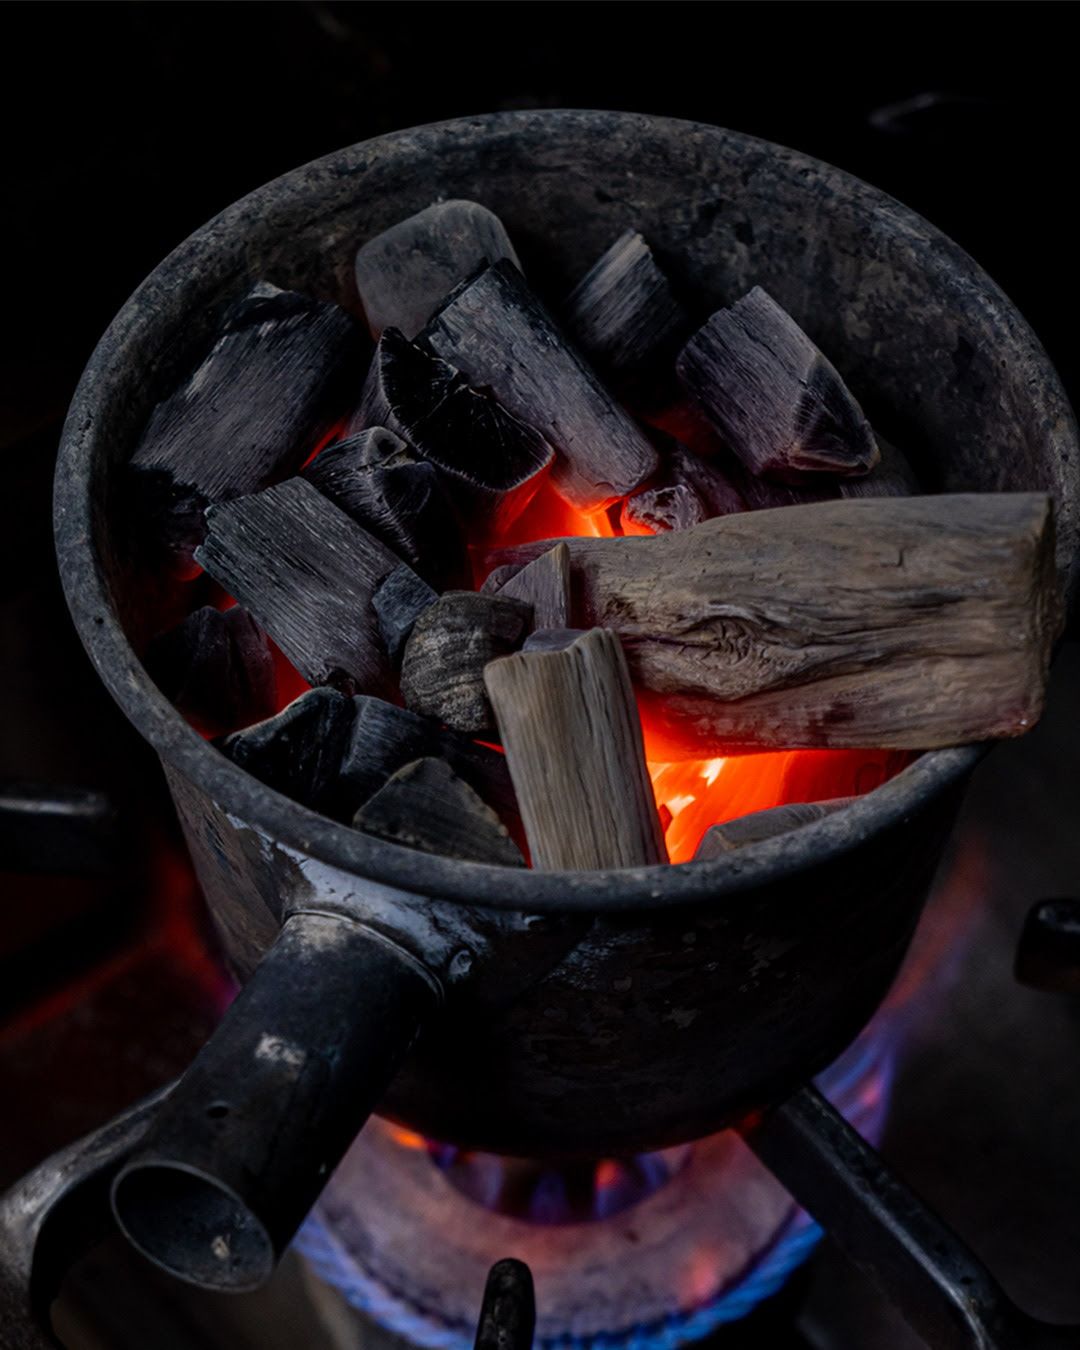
[744,1085,1080,1350]
[111,911,438,1292]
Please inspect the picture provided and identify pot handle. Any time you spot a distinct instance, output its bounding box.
[110,910,438,1292]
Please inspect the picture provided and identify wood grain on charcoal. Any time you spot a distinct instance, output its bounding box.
[488,494,1062,753]
[353,328,553,529]
[400,590,532,735]
[485,629,668,870]
[194,477,402,694]
[219,688,354,813]
[130,282,364,571]
[301,426,465,586]
[563,230,690,387]
[353,758,525,866]
[676,286,879,483]
[354,199,521,339]
[693,799,856,860]
[421,260,658,510]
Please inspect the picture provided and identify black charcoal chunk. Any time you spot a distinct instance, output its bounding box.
[340,697,520,838]
[420,260,658,511]
[302,427,465,587]
[676,286,879,483]
[353,329,554,525]
[219,688,354,812]
[622,439,746,532]
[693,798,855,860]
[145,604,276,732]
[353,758,524,867]
[564,231,690,391]
[129,282,365,575]
[373,565,438,664]
[354,200,521,339]
[400,591,532,735]
[195,478,402,694]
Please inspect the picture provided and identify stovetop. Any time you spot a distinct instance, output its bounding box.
[2,8,1078,1347]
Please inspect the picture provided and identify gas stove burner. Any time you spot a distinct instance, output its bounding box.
[295,1012,895,1350]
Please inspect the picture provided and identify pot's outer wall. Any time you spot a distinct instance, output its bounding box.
[167,762,962,1155]
[55,112,1079,1155]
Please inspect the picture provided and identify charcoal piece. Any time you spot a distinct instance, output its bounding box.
[522,628,588,654]
[839,436,921,499]
[195,478,402,694]
[302,427,465,585]
[354,200,521,339]
[145,604,276,731]
[353,758,524,867]
[340,697,520,837]
[563,230,690,389]
[622,437,745,534]
[373,565,438,664]
[727,435,919,511]
[486,543,571,630]
[400,591,532,735]
[676,286,879,483]
[693,798,855,860]
[129,282,365,575]
[353,329,554,527]
[621,482,707,534]
[484,629,668,870]
[219,688,354,812]
[421,260,658,511]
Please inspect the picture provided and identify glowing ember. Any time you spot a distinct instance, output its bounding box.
[204,453,907,856]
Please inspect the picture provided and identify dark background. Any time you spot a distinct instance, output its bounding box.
[2,0,1077,450]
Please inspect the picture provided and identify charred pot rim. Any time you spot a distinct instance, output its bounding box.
[54,110,1075,912]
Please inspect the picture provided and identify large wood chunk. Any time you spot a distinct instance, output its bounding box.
[353,328,554,528]
[420,260,659,510]
[483,543,571,629]
[693,798,855,860]
[219,688,354,812]
[353,758,525,866]
[145,604,276,733]
[676,287,879,483]
[486,494,1062,753]
[354,200,521,339]
[563,231,690,391]
[129,283,364,575]
[339,696,520,838]
[302,426,465,585]
[195,478,402,694]
[485,629,668,870]
[400,591,532,735]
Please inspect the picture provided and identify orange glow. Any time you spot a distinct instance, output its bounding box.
[386,1124,430,1151]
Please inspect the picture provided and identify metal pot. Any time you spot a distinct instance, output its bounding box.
[53,111,1078,1296]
